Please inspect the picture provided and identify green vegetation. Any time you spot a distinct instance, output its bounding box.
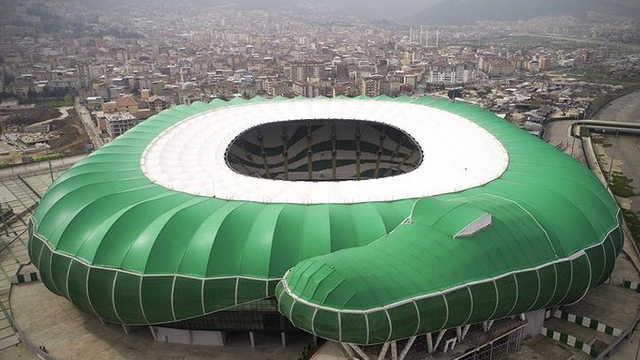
[34,94,73,108]
[579,127,591,138]
[591,134,605,144]
[0,162,9,169]
[623,209,640,247]
[609,171,636,198]
[34,153,64,162]
[606,171,640,246]
[567,67,640,86]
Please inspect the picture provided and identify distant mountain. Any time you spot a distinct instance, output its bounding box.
[231,0,441,21]
[404,0,640,25]
[60,0,640,24]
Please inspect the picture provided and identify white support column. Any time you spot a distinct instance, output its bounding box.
[349,343,372,360]
[149,326,157,341]
[249,331,255,348]
[426,332,434,354]
[341,342,356,359]
[520,313,526,321]
[398,336,417,360]
[378,342,390,360]
[483,320,494,332]
[456,326,462,341]
[281,331,286,348]
[461,325,471,341]
[121,324,130,334]
[444,338,457,352]
[433,329,447,352]
[391,341,398,360]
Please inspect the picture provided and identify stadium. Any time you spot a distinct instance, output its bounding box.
[27,96,622,358]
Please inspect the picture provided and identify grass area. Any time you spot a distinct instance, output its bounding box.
[609,171,636,198]
[566,67,640,86]
[591,134,605,144]
[623,209,640,247]
[34,153,64,162]
[34,95,73,108]
[606,170,640,246]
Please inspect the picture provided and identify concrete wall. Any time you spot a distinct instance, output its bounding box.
[150,326,225,346]
[522,309,545,338]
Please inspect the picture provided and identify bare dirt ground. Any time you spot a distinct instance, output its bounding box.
[46,109,89,155]
[1,108,62,129]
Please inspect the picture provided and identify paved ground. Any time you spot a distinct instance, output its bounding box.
[0,170,61,352]
[311,342,345,360]
[566,284,640,331]
[543,120,586,165]
[0,343,38,360]
[506,335,591,360]
[11,281,312,360]
[597,90,640,360]
[0,155,84,180]
[75,102,104,149]
[597,91,640,123]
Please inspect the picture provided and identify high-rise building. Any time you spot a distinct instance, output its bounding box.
[360,75,384,97]
[290,61,326,82]
[152,81,165,96]
[105,112,140,138]
[292,81,319,98]
[540,56,551,71]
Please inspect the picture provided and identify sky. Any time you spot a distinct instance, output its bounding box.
[71,0,640,24]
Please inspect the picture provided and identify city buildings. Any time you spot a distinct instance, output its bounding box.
[104,112,140,138]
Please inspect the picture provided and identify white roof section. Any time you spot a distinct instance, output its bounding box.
[141,99,509,204]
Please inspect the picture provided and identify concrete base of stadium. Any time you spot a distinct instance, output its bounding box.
[10,279,313,360]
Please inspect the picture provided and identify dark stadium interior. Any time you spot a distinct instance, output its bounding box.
[225,119,424,181]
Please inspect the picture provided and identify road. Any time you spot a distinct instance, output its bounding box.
[543,120,586,164]
[600,90,640,360]
[74,100,104,149]
[594,90,640,214]
[597,91,640,123]
[0,154,86,180]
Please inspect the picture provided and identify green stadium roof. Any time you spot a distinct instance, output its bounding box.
[29,96,621,345]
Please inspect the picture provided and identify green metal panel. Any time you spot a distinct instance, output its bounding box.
[548,262,573,307]
[67,260,93,315]
[113,271,145,324]
[203,278,236,312]
[141,276,174,323]
[50,253,72,298]
[468,282,498,324]
[415,295,448,333]
[388,302,420,340]
[532,265,557,309]
[173,277,203,320]
[365,311,391,344]
[87,268,118,322]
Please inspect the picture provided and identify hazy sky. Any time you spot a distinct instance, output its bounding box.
[72,0,640,24]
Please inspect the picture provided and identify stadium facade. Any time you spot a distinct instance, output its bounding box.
[28,96,621,357]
